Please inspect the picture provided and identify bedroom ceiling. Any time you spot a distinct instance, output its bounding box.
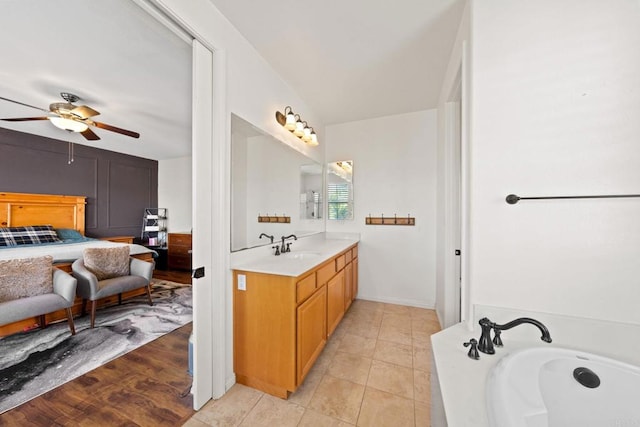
[0,1,465,160]
[209,0,466,125]
[0,0,192,161]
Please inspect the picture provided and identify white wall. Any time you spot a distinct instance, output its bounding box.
[470,0,640,324]
[326,110,438,308]
[158,156,192,233]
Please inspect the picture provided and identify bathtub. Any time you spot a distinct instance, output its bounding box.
[486,347,640,427]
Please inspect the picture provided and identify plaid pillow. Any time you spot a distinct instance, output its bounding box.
[0,225,62,247]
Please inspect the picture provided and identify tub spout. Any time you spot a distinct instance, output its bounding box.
[494,317,552,344]
[477,317,552,355]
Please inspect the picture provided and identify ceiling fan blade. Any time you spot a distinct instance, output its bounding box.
[1,116,49,121]
[92,121,140,139]
[0,96,49,113]
[71,105,100,119]
[81,127,101,141]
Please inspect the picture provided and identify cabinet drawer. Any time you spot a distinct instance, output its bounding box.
[345,250,352,264]
[168,254,191,270]
[296,273,317,304]
[352,246,358,259]
[316,261,336,285]
[336,254,346,271]
[169,233,192,246]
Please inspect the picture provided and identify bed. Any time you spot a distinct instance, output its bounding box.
[0,191,156,336]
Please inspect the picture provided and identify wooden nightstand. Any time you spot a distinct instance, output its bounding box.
[168,233,192,271]
[100,236,134,244]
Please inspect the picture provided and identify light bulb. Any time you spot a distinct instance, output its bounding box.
[49,116,89,132]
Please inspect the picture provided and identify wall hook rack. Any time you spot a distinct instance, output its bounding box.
[506,193,640,204]
[365,213,415,226]
[258,214,290,223]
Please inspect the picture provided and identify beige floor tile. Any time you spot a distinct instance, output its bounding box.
[345,320,381,339]
[377,324,413,346]
[356,387,415,427]
[373,339,413,368]
[298,409,355,426]
[380,313,412,333]
[414,369,430,404]
[383,303,412,315]
[347,308,384,324]
[409,307,438,321]
[181,418,211,427]
[239,394,304,427]
[415,401,430,426]
[308,375,366,424]
[367,360,414,399]
[412,318,441,335]
[350,299,385,313]
[289,366,324,407]
[314,344,338,373]
[324,333,344,355]
[326,351,373,385]
[337,333,377,357]
[412,330,432,348]
[413,345,430,372]
[193,384,263,426]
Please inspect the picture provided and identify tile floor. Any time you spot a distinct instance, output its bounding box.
[183,299,441,426]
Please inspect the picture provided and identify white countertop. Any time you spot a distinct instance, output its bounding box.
[230,236,359,277]
[431,305,640,427]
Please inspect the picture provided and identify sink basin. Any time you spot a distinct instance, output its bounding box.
[487,347,640,427]
[281,251,321,260]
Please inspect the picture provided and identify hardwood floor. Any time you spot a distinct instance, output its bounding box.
[0,270,194,427]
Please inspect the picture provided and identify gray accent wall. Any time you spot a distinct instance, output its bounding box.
[0,127,158,238]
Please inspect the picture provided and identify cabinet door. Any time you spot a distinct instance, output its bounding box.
[297,284,327,384]
[353,257,358,300]
[327,269,345,337]
[344,262,353,310]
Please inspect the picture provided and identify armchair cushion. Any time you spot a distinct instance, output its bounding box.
[0,255,54,303]
[83,246,130,280]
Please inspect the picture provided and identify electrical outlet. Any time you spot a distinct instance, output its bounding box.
[237,274,246,291]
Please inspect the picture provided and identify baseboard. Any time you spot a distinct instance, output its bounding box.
[356,294,435,309]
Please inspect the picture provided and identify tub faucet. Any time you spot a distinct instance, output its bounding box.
[477,317,552,354]
[280,234,298,253]
[259,233,274,243]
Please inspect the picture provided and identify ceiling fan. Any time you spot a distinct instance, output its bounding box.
[0,92,140,141]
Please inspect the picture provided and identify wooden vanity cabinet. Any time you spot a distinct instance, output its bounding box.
[233,243,358,398]
[297,283,327,384]
[327,269,345,336]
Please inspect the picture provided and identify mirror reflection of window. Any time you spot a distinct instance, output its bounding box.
[327,160,354,220]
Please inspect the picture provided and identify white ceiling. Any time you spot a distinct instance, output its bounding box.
[0,0,192,161]
[0,1,465,160]
[209,0,466,125]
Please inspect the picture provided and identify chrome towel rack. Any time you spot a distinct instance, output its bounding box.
[506,193,640,204]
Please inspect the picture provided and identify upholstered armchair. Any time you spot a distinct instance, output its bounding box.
[0,257,77,335]
[71,248,154,328]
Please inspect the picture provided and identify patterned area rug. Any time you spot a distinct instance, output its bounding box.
[0,279,192,414]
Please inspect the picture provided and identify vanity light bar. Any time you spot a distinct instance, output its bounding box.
[275,106,319,146]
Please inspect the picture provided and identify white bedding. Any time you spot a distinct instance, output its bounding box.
[0,240,156,263]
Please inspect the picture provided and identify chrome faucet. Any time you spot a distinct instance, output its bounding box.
[259,233,274,243]
[477,317,552,355]
[280,234,297,253]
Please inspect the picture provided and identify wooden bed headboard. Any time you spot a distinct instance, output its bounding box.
[0,192,86,235]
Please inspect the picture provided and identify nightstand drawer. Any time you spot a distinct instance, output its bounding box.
[168,254,191,270]
[169,233,192,247]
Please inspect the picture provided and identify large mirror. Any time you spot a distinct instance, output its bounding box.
[327,160,354,220]
[231,114,324,251]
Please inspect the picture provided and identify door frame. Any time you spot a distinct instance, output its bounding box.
[443,41,471,328]
[136,0,228,408]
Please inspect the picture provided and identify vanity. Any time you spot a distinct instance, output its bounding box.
[232,238,358,398]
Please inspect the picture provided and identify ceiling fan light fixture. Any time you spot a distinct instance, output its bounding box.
[49,116,89,133]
